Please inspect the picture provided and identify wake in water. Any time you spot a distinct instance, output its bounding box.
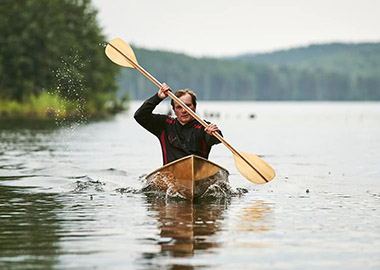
[137,171,248,201]
[67,168,248,201]
[72,178,105,193]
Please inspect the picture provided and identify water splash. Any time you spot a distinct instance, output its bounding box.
[98,42,107,48]
[115,187,142,195]
[141,169,247,201]
[49,47,88,128]
[72,178,105,193]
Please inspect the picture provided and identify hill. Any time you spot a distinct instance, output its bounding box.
[117,42,380,101]
[233,42,380,76]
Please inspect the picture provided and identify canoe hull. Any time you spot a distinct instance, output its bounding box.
[146,155,229,200]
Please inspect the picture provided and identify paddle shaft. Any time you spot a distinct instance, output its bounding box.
[108,43,268,182]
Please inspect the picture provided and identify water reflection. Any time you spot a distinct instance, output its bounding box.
[139,196,229,270]
[144,195,228,258]
[236,200,273,234]
[140,195,274,269]
[0,119,59,131]
[0,186,63,269]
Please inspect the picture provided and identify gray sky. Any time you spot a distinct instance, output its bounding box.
[93,0,380,57]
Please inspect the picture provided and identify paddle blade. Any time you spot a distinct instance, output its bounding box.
[105,38,137,68]
[234,151,275,184]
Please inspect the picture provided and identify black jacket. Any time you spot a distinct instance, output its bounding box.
[134,93,221,165]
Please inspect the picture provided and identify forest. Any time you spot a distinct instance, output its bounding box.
[119,42,380,101]
[0,0,121,119]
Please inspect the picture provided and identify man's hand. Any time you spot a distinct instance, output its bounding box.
[158,83,171,99]
[205,123,220,135]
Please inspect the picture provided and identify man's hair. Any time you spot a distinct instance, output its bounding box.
[171,89,197,109]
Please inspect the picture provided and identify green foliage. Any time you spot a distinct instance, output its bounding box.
[118,43,380,101]
[0,0,121,117]
[0,92,77,118]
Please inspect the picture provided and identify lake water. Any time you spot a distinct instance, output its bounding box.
[0,101,379,269]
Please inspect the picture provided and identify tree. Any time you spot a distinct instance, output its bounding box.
[0,0,119,111]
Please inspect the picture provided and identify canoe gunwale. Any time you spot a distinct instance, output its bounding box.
[146,155,228,179]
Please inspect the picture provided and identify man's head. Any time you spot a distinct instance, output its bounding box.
[171,89,197,125]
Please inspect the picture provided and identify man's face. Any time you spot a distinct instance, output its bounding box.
[174,93,196,125]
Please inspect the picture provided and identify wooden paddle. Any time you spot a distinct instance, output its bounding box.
[105,38,275,184]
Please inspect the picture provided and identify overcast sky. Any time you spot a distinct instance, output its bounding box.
[93,0,380,57]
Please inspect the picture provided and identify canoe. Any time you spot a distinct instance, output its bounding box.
[145,155,229,200]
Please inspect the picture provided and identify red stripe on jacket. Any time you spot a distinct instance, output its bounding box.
[166,118,174,124]
[160,131,168,164]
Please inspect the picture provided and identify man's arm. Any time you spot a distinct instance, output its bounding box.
[134,93,166,136]
[134,83,172,135]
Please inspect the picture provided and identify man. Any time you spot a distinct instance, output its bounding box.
[134,83,221,165]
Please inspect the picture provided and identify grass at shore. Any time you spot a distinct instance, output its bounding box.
[0,92,128,120]
[0,92,79,119]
